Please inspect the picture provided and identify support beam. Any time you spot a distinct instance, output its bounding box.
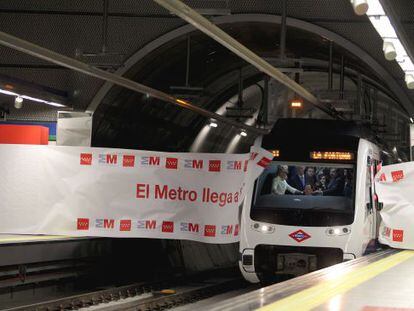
[328,41,333,91]
[279,0,287,60]
[153,0,342,119]
[0,30,266,135]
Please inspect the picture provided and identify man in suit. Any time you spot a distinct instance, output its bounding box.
[288,166,315,191]
[289,166,307,191]
[314,168,345,196]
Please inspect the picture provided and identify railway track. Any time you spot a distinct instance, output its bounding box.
[4,275,248,311]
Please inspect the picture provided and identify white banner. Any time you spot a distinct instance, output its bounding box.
[376,162,414,249]
[0,144,271,243]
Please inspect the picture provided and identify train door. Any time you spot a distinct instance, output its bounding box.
[365,155,378,247]
[371,158,381,238]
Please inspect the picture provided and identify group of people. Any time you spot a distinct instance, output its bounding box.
[271,165,353,197]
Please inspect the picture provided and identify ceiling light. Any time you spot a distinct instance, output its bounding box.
[0,88,66,108]
[14,96,23,109]
[405,74,414,89]
[351,0,369,16]
[410,117,414,123]
[209,121,218,128]
[240,130,247,137]
[290,99,303,109]
[383,41,397,61]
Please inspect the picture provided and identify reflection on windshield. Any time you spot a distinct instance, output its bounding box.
[251,162,355,226]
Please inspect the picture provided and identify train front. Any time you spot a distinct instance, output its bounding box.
[240,119,362,283]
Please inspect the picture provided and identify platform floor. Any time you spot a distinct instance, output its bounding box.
[0,234,80,244]
[207,249,414,311]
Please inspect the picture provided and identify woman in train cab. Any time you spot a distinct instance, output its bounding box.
[271,165,303,195]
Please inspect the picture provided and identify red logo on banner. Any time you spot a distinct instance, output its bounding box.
[250,152,258,160]
[204,225,216,237]
[80,153,92,165]
[257,157,271,168]
[289,229,311,243]
[123,155,135,167]
[77,218,89,230]
[391,170,404,182]
[120,220,132,231]
[234,224,239,236]
[209,160,221,172]
[162,221,174,233]
[243,160,248,172]
[166,157,178,169]
[392,229,404,242]
[379,173,387,182]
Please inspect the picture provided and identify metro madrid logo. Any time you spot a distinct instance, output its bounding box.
[289,229,311,243]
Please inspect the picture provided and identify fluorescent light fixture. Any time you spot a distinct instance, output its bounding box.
[351,0,369,16]
[0,88,65,108]
[240,130,247,137]
[410,117,413,123]
[361,0,414,89]
[0,89,18,96]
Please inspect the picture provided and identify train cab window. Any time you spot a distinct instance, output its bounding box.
[251,161,355,227]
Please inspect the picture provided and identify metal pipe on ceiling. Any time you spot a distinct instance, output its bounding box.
[279,0,287,60]
[153,0,343,119]
[0,30,267,135]
[328,41,333,91]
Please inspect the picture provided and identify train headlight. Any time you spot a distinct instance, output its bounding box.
[252,222,275,234]
[326,227,351,236]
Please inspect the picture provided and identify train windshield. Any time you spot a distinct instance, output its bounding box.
[251,162,355,226]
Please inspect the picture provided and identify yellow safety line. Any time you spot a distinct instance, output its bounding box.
[257,250,414,311]
[0,235,76,242]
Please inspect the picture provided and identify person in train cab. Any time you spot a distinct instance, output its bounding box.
[305,167,316,188]
[272,165,303,195]
[303,184,313,195]
[314,173,327,191]
[343,170,353,198]
[288,166,307,191]
[314,168,345,196]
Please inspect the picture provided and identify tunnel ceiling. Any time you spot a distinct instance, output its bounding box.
[92,21,393,151]
[0,0,413,150]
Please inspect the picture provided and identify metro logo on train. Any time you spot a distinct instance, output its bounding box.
[289,229,311,243]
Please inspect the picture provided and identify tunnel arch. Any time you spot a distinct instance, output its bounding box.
[88,14,412,115]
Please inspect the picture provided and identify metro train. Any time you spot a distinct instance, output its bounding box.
[239,118,392,283]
